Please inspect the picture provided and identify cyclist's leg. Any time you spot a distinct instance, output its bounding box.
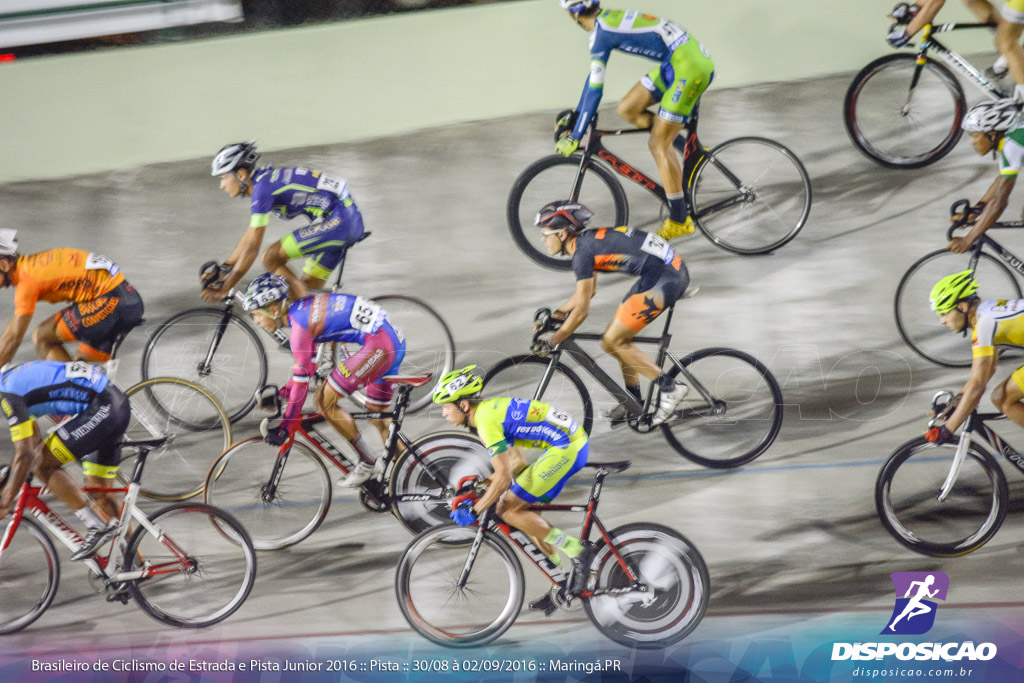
[264,239,311,299]
[616,81,657,129]
[276,201,366,295]
[991,365,1024,427]
[32,313,73,362]
[998,1,1024,90]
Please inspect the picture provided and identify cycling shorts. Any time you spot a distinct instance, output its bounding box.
[55,281,144,362]
[44,384,130,479]
[1003,0,1024,24]
[641,39,715,125]
[1010,365,1024,393]
[615,261,689,333]
[510,438,589,504]
[280,201,365,281]
[327,323,406,408]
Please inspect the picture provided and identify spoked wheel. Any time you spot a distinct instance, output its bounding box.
[844,54,967,169]
[125,502,257,628]
[584,523,709,648]
[875,437,1008,557]
[140,308,268,423]
[690,137,811,254]
[396,525,524,647]
[203,438,332,550]
[506,154,628,271]
[482,355,594,437]
[894,249,1022,367]
[118,377,232,502]
[389,432,492,537]
[0,517,60,634]
[662,347,783,468]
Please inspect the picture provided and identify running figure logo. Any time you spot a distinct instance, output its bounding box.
[881,572,949,635]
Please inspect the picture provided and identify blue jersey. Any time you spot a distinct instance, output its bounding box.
[287,293,391,346]
[0,361,109,424]
[248,165,355,229]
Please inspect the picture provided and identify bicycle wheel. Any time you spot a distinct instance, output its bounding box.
[389,432,493,536]
[334,295,455,415]
[203,437,331,550]
[125,502,257,628]
[894,249,1022,367]
[141,308,268,423]
[0,517,60,635]
[875,437,1008,557]
[662,348,783,468]
[689,137,811,255]
[507,154,628,271]
[844,53,967,169]
[117,377,232,502]
[396,524,524,647]
[482,355,594,436]
[584,522,709,648]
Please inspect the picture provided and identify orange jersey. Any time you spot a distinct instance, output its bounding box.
[12,249,125,316]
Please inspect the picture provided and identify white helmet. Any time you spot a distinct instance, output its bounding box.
[211,140,261,176]
[560,0,599,12]
[0,229,18,257]
[962,99,1020,133]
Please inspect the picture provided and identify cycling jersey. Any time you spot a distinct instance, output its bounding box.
[1002,0,1024,24]
[998,127,1024,176]
[249,165,355,229]
[971,299,1024,356]
[11,249,125,317]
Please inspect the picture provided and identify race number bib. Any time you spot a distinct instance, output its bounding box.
[348,297,382,334]
[84,252,120,276]
[316,173,348,197]
[657,20,688,49]
[65,361,94,380]
[640,233,675,264]
[546,405,578,433]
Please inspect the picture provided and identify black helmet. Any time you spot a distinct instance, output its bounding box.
[534,200,594,233]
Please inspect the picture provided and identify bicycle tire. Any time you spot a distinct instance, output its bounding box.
[0,517,60,635]
[125,502,257,628]
[875,436,1008,557]
[661,347,783,468]
[584,522,709,648]
[396,524,524,647]
[140,307,268,423]
[690,137,811,255]
[482,355,594,437]
[117,377,232,502]
[844,53,967,169]
[506,154,629,271]
[203,437,332,550]
[894,249,1022,367]
[388,432,493,537]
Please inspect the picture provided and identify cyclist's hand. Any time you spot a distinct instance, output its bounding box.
[450,501,478,527]
[886,25,910,48]
[925,425,955,445]
[265,425,290,447]
[948,236,974,254]
[531,339,554,357]
[201,286,229,303]
[554,109,579,142]
[556,137,579,157]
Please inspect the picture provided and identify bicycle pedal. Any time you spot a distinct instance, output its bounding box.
[105,584,131,604]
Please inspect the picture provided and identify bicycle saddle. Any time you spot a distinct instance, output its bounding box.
[585,460,631,473]
[383,374,433,387]
[121,436,169,450]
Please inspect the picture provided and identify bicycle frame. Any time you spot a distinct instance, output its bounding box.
[952,222,1024,279]
[917,22,1005,98]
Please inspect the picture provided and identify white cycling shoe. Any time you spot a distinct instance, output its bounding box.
[651,382,688,426]
[338,458,384,488]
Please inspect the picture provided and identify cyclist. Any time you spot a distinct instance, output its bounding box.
[534,200,689,425]
[925,271,1024,443]
[0,232,143,368]
[947,100,1024,254]
[204,141,365,303]
[242,273,405,487]
[432,365,594,612]
[555,1,714,241]
[0,360,130,560]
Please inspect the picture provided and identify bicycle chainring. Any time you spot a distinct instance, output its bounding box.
[359,480,391,513]
[551,584,584,612]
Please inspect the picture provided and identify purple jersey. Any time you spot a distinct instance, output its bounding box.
[248,166,354,229]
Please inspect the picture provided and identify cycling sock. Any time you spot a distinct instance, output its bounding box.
[545,528,583,558]
[657,373,676,393]
[349,434,373,465]
[75,506,106,530]
[666,191,688,223]
[625,384,641,401]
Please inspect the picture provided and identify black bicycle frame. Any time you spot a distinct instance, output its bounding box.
[948,220,1024,279]
[960,411,1024,476]
[917,22,1004,97]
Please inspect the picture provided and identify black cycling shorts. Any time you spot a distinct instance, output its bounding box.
[56,281,144,360]
[44,384,130,479]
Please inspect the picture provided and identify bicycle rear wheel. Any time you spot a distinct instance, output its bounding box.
[118,377,232,502]
[0,517,60,635]
[125,502,257,628]
[396,524,524,647]
[690,137,811,254]
[482,355,594,437]
[661,348,783,468]
[844,53,967,169]
[584,523,709,648]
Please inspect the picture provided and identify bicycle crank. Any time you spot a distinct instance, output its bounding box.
[359,480,391,513]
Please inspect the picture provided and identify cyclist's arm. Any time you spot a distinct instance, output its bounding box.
[203,225,266,300]
[0,406,41,517]
[902,0,945,37]
[951,175,1014,251]
[281,321,315,429]
[473,447,521,515]
[0,313,33,369]
[944,351,997,433]
[550,277,596,346]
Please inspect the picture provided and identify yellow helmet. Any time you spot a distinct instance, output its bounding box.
[929,271,979,314]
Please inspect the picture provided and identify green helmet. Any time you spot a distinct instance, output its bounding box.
[432,365,484,403]
[930,271,979,314]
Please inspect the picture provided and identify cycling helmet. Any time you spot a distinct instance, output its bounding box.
[242,273,289,311]
[961,99,1020,133]
[211,140,261,176]
[930,271,979,314]
[535,200,594,233]
[432,366,484,404]
[0,229,17,257]
[560,0,599,12]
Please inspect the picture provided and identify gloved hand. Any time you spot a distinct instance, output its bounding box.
[265,425,290,447]
[556,137,580,157]
[886,25,910,48]
[450,501,478,527]
[925,425,955,445]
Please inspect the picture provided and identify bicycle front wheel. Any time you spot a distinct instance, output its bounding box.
[389,432,493,536]
[662,348,783,468]
[507,154,628,271]
[482,355,594,436]
[844,53,966,169]
[690,137,811,255]
[396,524,524,647]
[141,308,268,423]
[875,437,1008,557]
[894,249,1022,367]
[0,517,60,635]
[126,502,257,628]
[203,438,332,550]
[119,377,232,502]
[585,523,709,648]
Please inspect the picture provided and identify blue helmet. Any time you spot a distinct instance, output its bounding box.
[243,273,288,311]
[560,0,599,12]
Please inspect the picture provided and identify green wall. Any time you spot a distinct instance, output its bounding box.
[0,1,994,182]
